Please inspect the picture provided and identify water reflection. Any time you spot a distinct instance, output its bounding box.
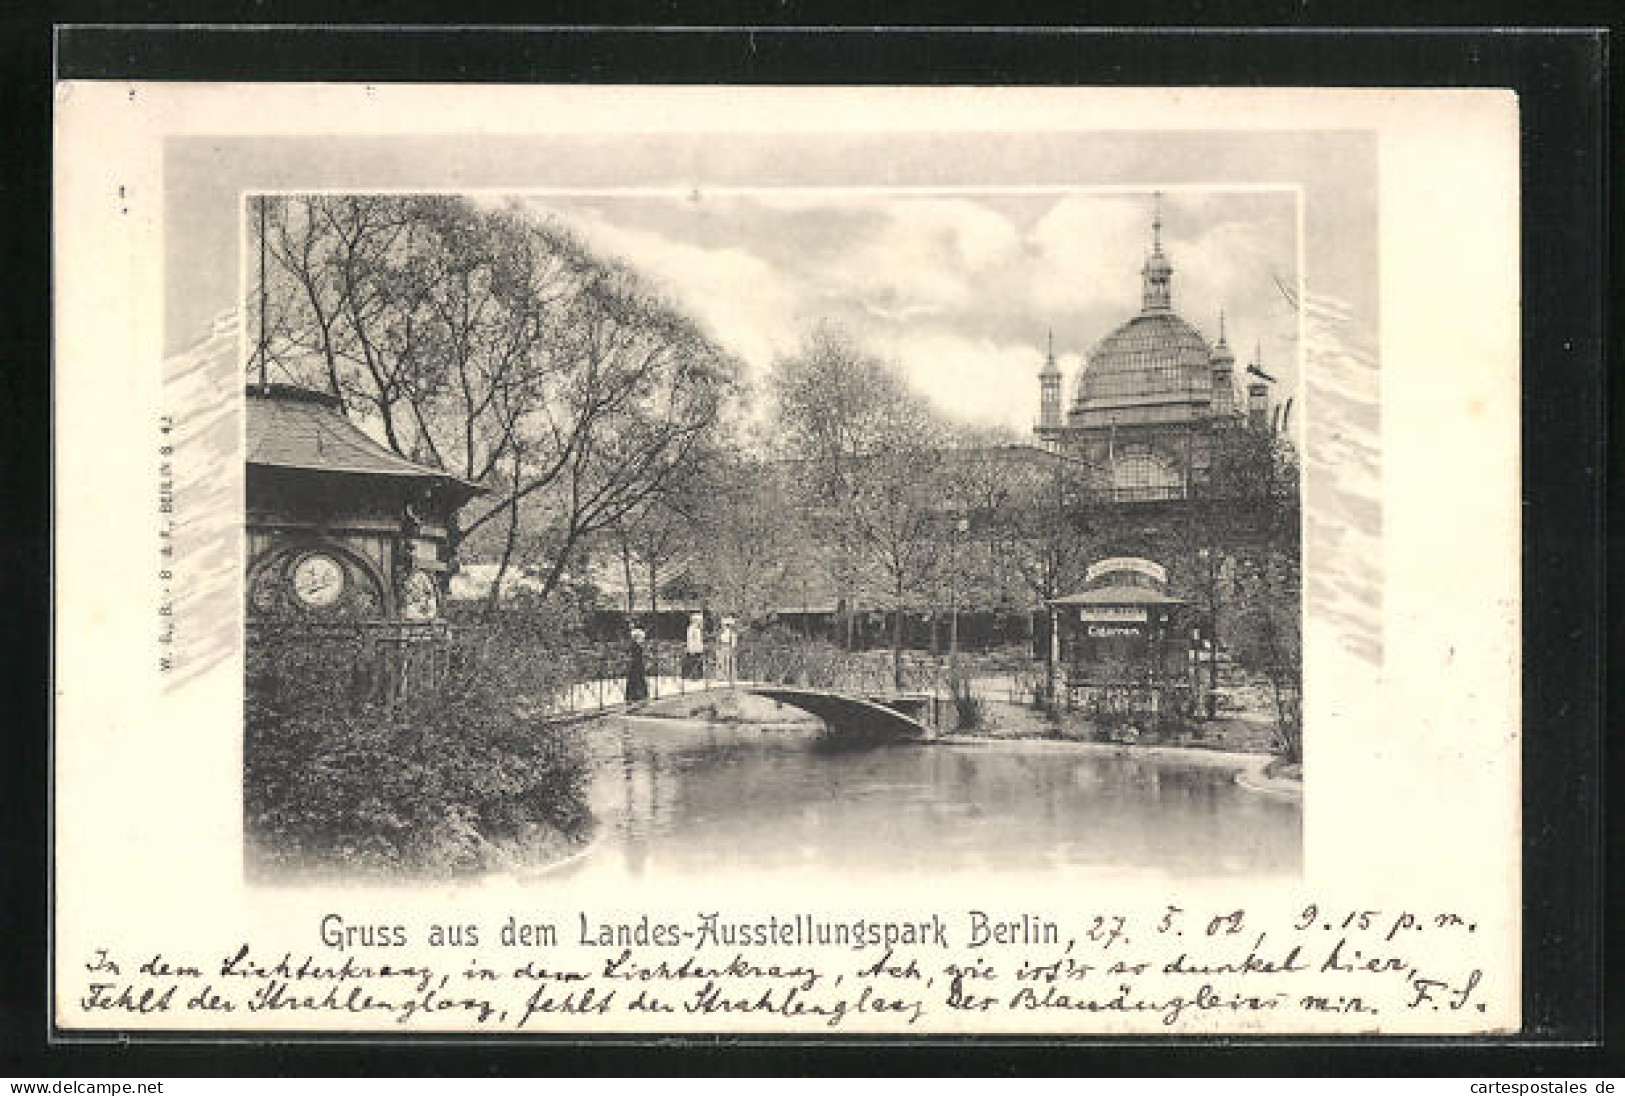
[569,717,1300,879]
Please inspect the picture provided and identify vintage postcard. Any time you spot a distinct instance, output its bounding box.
[53,84,1520,1035]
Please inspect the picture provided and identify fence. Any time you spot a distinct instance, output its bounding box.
[246,619,469,711]
[246,619,1051,724]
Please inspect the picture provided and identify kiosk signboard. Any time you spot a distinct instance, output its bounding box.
[1083,557,1167,585]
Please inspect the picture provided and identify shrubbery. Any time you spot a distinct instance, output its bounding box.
[1270,693,1304,763]
[244,621,592,879]
[735,627,897,692]
[946,669,985,732]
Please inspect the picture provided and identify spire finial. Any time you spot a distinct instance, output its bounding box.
[1218,308,1227,345]
[1040,327,1060,378]
[1140,191,1173,313]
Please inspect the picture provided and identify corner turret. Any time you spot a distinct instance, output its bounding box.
[1246,341,1270,429]
[1038,329,1063,429]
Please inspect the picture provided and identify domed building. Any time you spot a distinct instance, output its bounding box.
[1028,196,1296,719]
[1035,196,1270,501]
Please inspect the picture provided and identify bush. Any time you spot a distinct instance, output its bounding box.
[1010,662,1052,711]
[1075,675,1195,742]
[244,622,592,879]
[946,669,985,732]
[1270,690,1304,763]
[735,628,895,693]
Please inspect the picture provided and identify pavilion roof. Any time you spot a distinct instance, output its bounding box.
[246,383,485,505]
[1050,584,1186,606]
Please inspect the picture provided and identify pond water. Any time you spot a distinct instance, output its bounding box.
[556,716,1301,880]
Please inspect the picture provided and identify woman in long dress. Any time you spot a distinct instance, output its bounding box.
[625,627,649,703]
[718,616,738,683]
[684,612,705,680]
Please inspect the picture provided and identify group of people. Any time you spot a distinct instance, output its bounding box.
[624,611,739,703]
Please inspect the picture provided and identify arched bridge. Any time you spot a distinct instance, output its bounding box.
[739,685,934,741]
[534,676,936,740]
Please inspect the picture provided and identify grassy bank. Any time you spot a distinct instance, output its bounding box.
[244,625,594,880]
[943,696,1285,754]
[629,689,822,727]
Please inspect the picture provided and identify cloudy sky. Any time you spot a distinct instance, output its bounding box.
[499,188,1300,434]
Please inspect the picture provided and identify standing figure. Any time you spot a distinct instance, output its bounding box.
[685,612,705,680]
[625,627,649,703]
[718,616,738,683]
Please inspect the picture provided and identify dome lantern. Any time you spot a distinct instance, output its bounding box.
[1140,191,1174,314]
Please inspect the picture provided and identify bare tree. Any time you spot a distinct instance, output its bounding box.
[687,454,805,626]
[601,454,713,620]
[250,194,743,609]
[993,449,1101,701]
[848,439,950,688]
[1201,422,1302,753]
[497,265,743,602]
[768,324,960,685]
[255,195,574,501]
[768,323,927,650]
[935,427,1047,633]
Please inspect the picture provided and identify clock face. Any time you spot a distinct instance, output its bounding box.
[400,570,440,621]
[291,552,346,609]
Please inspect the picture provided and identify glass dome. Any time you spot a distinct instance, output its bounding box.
[1072,312,1214,408]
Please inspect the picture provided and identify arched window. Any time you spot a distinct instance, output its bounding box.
[1111,447,1182,499]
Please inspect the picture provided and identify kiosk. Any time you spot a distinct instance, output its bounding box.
[244,383,484,695]
[1048,557,1195,724]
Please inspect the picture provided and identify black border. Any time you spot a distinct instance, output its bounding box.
[12,16,1613,1077]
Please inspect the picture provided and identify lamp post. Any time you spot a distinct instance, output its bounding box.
[949,512,969,672]
[1198,546,1219,719]
[1048,599,1060,712]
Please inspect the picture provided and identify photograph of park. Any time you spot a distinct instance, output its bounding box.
[239,187,1307,883]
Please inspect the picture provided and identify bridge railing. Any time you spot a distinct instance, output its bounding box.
[250,616,1043,729]
[735,636,908,695]
[510,640,729,718]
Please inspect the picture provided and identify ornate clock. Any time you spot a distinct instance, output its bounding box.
[290,551,347,610]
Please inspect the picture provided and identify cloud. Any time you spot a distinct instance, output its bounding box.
[1028,193,1149,321]
[869,329,1045,432]
[1172,213,1301,370]
[806,197,1023,319]
[509,189,1299,434]
[540,203,805,370]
